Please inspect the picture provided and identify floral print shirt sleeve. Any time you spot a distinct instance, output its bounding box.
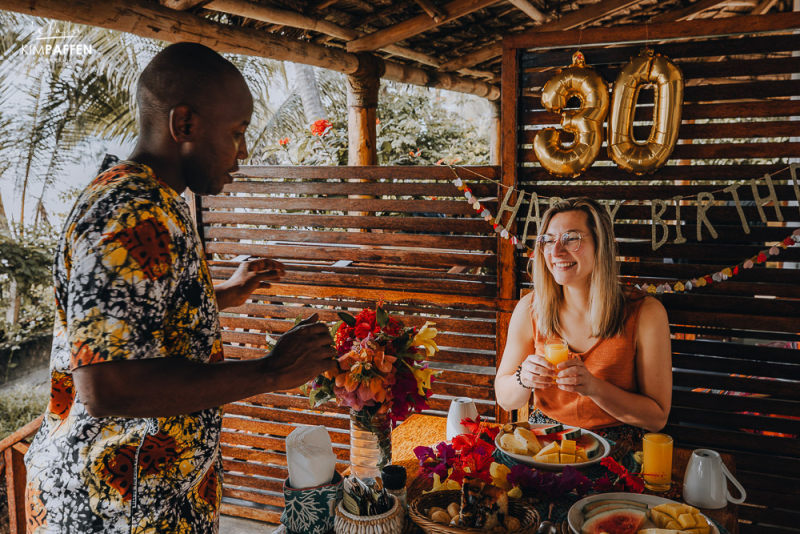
[24,163,225,534]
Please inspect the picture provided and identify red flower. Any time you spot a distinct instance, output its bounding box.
[310,119,332,136]
[278,137,290,146]
[354,321,374,339]
[622,473,645,493]
[601,457,627,476]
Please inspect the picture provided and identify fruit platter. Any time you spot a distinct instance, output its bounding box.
[495,423,610,471]
[567,493,720,534]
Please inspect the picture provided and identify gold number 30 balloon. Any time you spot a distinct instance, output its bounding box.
[608,49,684,175]
[533,52,609,178]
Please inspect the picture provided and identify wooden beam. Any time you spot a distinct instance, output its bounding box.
[414,0,447,23]
[0,0,499,99]
[649,0,732,23]
[346,0,503,53]
[505,0,547,23]
[160,0,209,9]
[206,0,439,66]
[440,0,643,71]
[504,9,800,49]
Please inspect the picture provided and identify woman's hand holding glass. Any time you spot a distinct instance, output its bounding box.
[553,357,599,397]
[518,353,559,389]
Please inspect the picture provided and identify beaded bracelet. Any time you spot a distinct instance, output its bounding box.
[515,365,533,390]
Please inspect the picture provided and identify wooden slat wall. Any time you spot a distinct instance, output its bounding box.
[508,13,800,534]
[198,165,502,522]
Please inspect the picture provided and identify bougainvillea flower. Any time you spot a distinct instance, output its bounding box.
[412,322,439,356]
[374,350,396,373]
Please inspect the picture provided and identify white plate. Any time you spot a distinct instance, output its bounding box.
[567,492,720,534]
[494,424,610,471]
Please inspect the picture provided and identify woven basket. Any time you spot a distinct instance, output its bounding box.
[409,490,540,534]
[334,495,405,534]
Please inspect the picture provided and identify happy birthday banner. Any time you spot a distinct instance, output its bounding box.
[448,162,800,294]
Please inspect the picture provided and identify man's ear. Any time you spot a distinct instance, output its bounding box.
[169,104,196,143]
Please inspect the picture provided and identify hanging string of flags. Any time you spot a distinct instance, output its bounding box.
[447,164,800,294]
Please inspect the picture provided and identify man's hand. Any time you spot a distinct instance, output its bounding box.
[261,313,337,391]
[215,258,285,310]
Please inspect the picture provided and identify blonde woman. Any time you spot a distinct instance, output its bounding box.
[495,197,672,442]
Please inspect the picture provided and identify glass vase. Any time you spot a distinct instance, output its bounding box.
[349,409,392,480]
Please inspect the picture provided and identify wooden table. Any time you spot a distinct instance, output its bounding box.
[391,415,738,534]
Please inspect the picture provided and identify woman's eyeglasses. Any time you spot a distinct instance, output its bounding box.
[536,231,586,252]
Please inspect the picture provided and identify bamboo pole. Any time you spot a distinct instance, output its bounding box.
[0,0,499,99]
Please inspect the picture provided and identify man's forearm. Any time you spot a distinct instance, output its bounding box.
[74,357,278,418]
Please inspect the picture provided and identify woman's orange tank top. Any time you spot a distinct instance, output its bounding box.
[531,290,648,430]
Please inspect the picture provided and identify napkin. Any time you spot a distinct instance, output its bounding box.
[286,425,337,489]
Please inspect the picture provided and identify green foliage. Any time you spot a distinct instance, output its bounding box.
[0,223,57,344]
[0,381,49,440]
[256,74,490,166]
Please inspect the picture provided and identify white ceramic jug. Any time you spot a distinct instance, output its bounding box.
[446,397,478,441]
[683,449,746,509]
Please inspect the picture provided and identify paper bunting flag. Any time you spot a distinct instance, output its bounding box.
[451,170,798,296]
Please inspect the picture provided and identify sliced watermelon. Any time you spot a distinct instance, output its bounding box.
[532,424,564,436]
[585,504,650,520]
[574,434,602,458]
[580,509,649,534]
[583,500,649,514]
[540,428,582,442]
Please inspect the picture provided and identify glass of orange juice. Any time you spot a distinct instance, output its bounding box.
[544,338,570,382]
[643,433,673,492]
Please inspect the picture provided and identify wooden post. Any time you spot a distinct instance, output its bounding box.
[347,54,384,220]
[489,99,501,165]
[347,54,383,166]
[495,47,521,424]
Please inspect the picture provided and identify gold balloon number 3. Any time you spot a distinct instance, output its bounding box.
[535,50,684,177]
[534,52,609,178]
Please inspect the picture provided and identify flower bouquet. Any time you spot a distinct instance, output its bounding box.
[304,305,439,476]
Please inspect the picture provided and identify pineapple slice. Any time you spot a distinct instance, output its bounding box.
[575,449,589,463]
[665,521,681,530]
[534,441,560,459]
[499,434,528,455]
[538,453,560,464]
[514,427,543,455]
[561,440,576,455]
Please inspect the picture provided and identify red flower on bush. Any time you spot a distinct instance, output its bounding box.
[278,137,290,146]
[310,119,332,136]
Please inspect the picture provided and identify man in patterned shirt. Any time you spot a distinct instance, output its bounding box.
[24,43,337,533]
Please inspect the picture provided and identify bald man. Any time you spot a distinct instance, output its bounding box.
[24,43,336,533]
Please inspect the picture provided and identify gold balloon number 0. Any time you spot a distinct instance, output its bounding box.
[534,50,684,177]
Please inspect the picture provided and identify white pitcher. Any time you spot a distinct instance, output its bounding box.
[446,397,478,441]
[683,449,746,509]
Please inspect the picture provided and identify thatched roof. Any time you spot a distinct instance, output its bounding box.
[0,0,794,98]
[194,0,792,83]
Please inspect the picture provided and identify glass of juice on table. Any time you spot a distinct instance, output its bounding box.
[545,337,570,381]
[643,433,673,492]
